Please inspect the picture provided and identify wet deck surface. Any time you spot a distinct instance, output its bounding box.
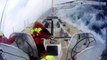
[58,24,81,60]
[24,19,105,60]
[24,21,81,60]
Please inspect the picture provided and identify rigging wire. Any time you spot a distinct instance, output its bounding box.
[0,0,8,31]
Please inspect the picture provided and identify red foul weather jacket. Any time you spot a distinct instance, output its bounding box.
[0,36,15,44]
[32,22,51,45]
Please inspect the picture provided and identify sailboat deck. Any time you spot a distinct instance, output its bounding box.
[24,21,81,60]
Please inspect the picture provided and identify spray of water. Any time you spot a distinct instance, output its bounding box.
[0,0,52,38]
[57,3,107,45]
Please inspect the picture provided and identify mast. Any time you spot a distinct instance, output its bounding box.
[51,0,54,16]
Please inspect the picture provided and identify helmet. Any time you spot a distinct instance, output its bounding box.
[33,21,44,29]
[41,55,55,60]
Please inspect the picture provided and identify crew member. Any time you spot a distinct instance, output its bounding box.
[31,21,51,57]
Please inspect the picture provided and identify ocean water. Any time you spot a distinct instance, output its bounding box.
[56,3,107,45]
